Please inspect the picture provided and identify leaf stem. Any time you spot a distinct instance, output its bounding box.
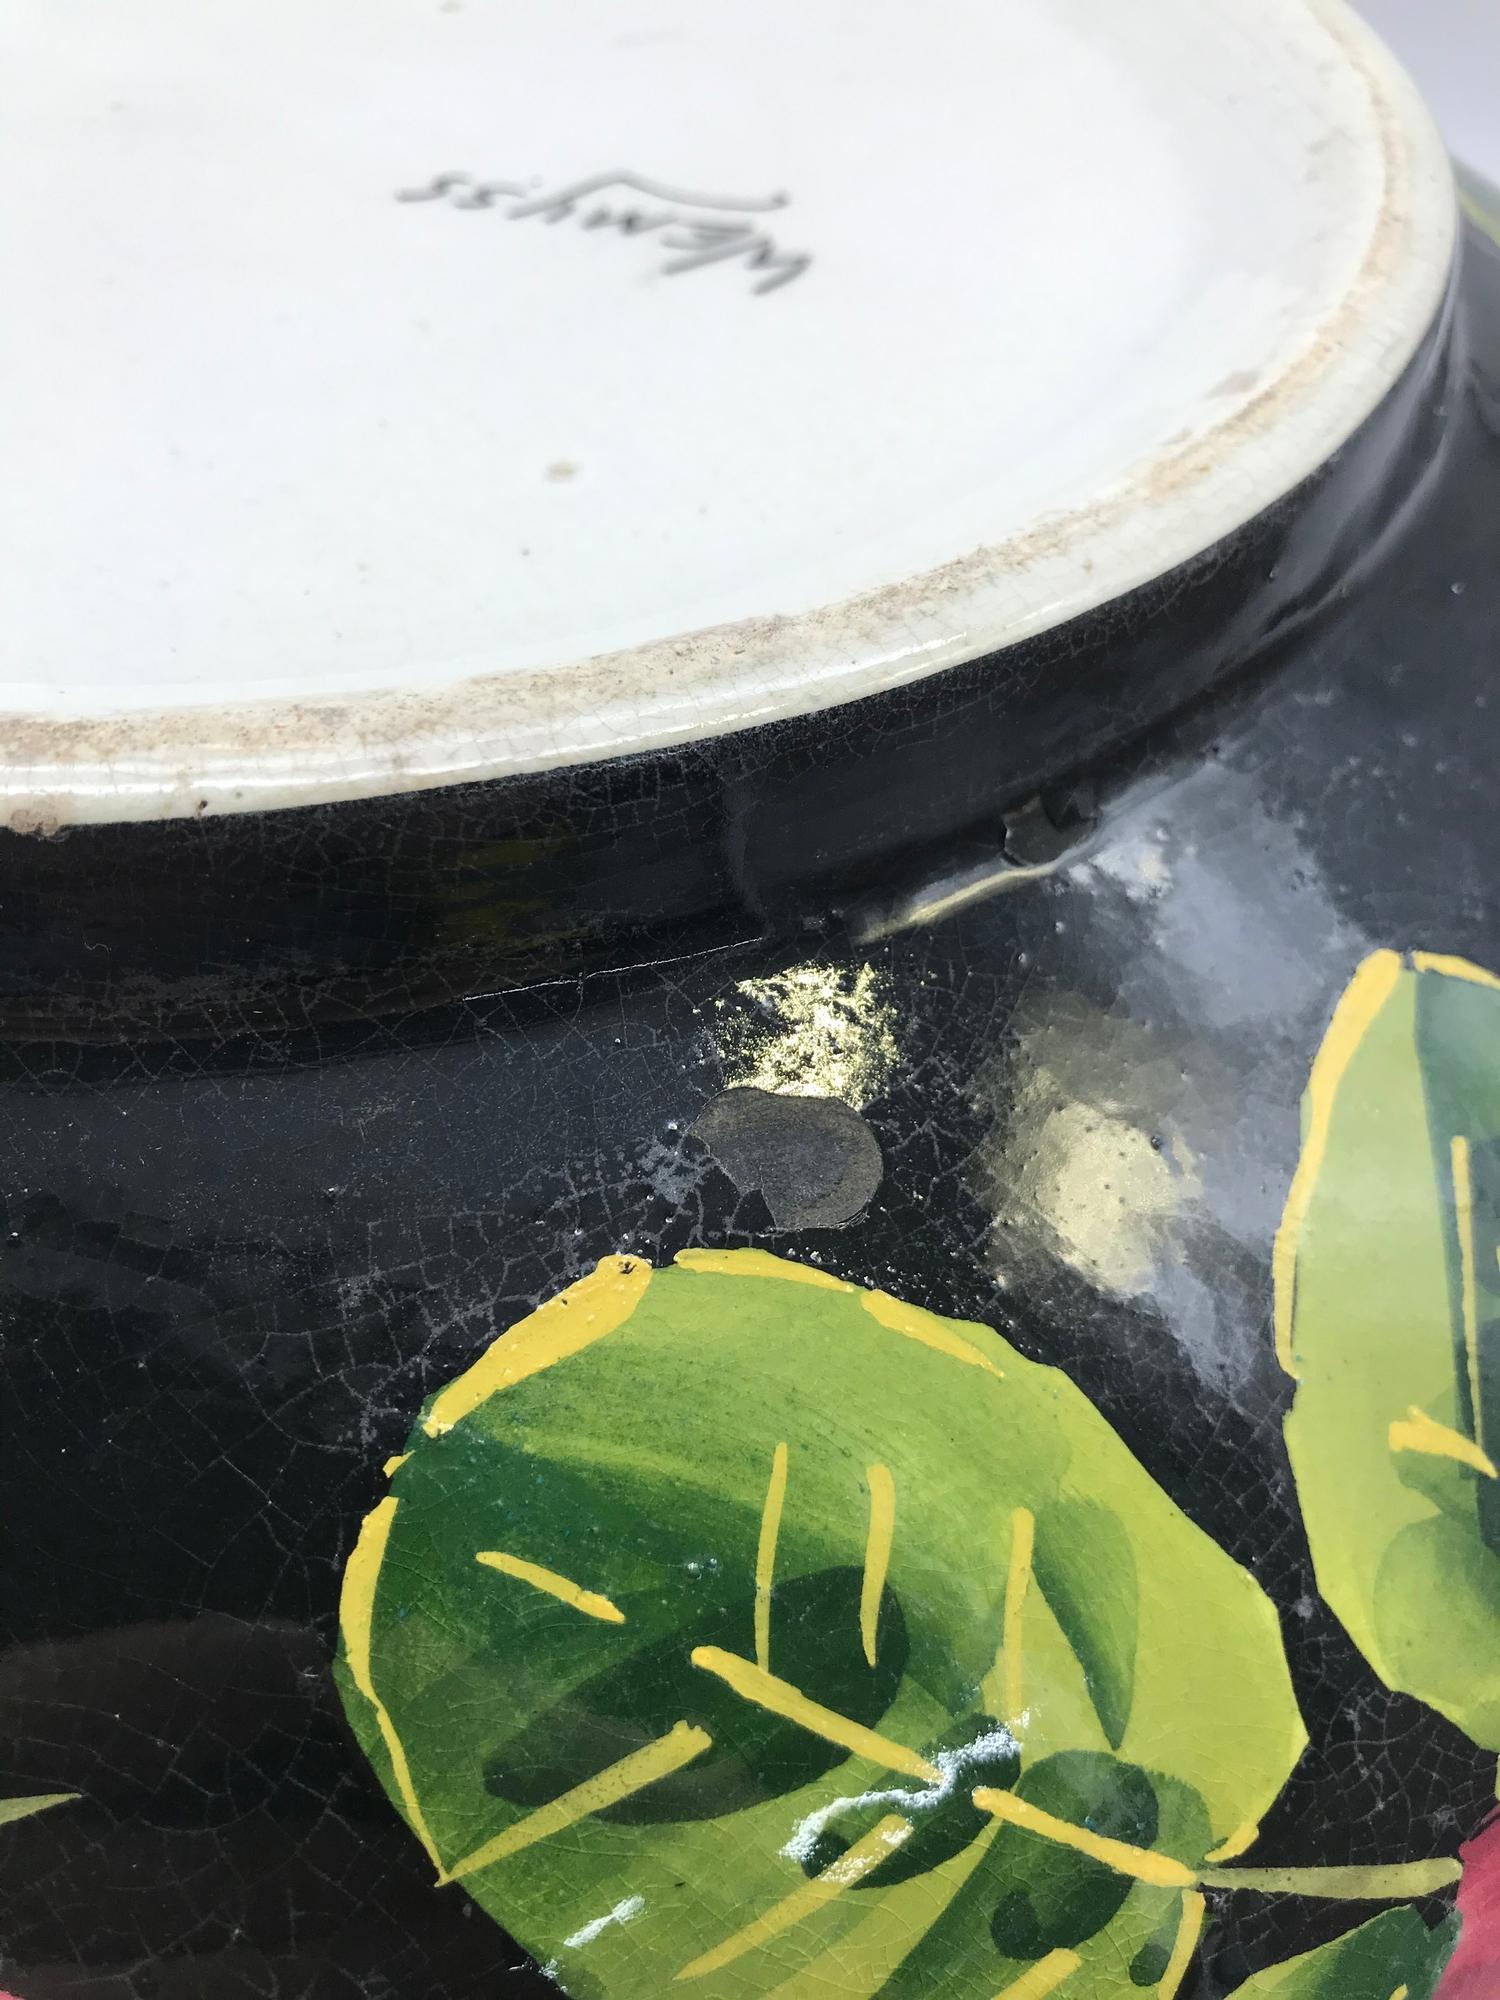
[1200,1859,1460,1899]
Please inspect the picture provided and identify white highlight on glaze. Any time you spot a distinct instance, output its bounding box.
[561,1894,647,1953]
[781,1727,1019,1865]
[0,0,1456,822]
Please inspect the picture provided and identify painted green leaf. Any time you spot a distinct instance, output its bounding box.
[1279,950,1500,1746]
[336,1249,1305,1999]
[1225,1907,1459,1997]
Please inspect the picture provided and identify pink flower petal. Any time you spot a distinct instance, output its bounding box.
[1436,1811,1500,1998]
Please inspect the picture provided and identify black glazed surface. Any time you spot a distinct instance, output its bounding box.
[2,218,1499,1997]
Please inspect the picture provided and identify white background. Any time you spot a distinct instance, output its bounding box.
[1358,0,1500,177]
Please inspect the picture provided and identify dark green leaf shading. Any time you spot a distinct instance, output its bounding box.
[1225,1906,1459,1996]
[872,1766,1211,2000]
[1130,1898,1185,1986]
[988,1752,1159,1959]
[1032,1499,1139,1749]
[485,1567,907,1822]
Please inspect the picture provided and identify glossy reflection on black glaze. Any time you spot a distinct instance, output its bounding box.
[3,220,1500,1999]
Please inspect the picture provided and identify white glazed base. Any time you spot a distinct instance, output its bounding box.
[1,0,1456,821]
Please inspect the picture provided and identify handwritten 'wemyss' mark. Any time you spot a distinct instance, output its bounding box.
[396,168,811,295]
